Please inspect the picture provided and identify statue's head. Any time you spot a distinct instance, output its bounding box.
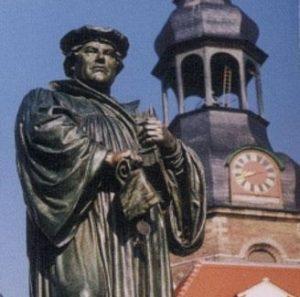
[60,26,129,88]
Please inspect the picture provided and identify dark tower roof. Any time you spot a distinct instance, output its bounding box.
[155,0,259,57]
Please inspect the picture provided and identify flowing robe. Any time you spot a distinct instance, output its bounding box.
[15,80,206,297]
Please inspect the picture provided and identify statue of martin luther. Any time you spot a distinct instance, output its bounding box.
[15,25,206,297]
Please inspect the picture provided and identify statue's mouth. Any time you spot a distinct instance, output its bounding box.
[92,66,108,74]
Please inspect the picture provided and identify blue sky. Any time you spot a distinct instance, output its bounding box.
[0,1,299,296]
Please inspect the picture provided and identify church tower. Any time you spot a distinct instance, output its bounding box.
[152,0,300,291]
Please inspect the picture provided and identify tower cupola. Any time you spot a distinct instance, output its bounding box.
[152,0,267,123]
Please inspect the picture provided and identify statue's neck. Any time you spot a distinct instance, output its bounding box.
[76,79,111,96]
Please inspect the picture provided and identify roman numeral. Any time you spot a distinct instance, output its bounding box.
[262,159,269,167]
[258,185,264,192]
[263,182,271,190]
[238,158,244,164]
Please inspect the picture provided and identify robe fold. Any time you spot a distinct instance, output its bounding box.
[15,80,206,297]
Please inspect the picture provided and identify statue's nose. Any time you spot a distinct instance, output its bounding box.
[95,52,105,63]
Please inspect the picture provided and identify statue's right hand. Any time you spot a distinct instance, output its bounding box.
[105,150,142,169]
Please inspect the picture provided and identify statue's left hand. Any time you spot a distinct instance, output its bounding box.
[138,117,177,153]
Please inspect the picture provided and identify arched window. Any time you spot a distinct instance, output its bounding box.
[211,53,240,108]
[181,54,205,111]
[246,243,282,263]
[248,249,276,263]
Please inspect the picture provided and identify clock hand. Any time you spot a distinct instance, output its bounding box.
[236,170,255,178]
[236,170,266,183]
[248,171,268,177]
[236,170,254,182]
[243,171,256,178]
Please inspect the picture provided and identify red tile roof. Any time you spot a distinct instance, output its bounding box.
[175,261,300,297]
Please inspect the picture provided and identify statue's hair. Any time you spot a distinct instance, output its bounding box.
[63,49,124,78]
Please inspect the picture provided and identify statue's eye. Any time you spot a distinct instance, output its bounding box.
[103,50,116,58]
[83,47,98,54]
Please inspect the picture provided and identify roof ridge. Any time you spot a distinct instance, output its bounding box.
[177,261,203,297]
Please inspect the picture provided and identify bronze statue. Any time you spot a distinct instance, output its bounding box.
[15,26,206,297]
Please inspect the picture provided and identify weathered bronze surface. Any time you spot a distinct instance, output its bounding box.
[15,26,206,297]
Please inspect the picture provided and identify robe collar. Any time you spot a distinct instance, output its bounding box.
[49,79,139,124]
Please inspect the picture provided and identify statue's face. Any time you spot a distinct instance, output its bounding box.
[73,41,120,86]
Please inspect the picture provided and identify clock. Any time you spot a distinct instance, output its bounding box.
[230,149,282,201]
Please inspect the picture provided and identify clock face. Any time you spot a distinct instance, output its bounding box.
[231,151,279,195]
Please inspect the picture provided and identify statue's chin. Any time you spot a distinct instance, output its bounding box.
[77,78,113,94]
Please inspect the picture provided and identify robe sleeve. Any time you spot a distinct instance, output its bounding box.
[162,140,206,255]
[15,88,108,247]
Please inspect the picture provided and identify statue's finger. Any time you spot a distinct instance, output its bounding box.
[145,130,163,137]
[133,151,142,160]
[139,131,162,144]
[138,125,162,139]
[144,124,163,131]
[120,150,132,158]
[146,118,162,126]
[143,125,163,135]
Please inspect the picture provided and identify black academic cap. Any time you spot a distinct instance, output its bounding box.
[60,25,129,59]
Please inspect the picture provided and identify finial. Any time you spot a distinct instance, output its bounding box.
[173,0,232,6]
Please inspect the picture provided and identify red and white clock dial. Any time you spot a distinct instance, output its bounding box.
[230,150,282,200]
